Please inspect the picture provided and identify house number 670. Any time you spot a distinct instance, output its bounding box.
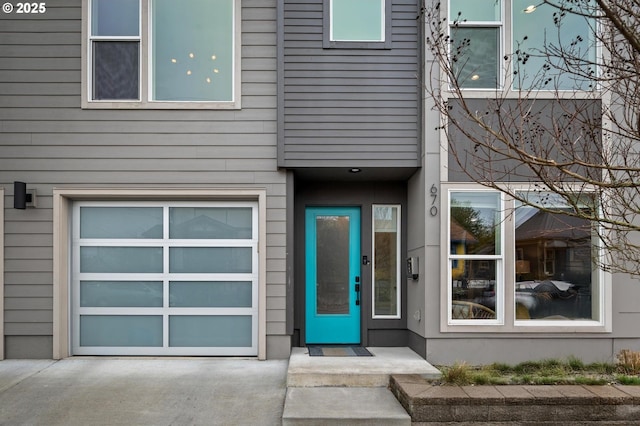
[430,184,438,216]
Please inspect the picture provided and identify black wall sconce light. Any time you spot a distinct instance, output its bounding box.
[14,181,37,209]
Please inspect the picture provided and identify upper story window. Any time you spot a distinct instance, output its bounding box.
[323,0,391,49]
[84,0,241,109]
[449,0,596,91]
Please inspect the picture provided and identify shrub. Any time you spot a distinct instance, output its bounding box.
[617,349,640,375]
[442,361,472,385]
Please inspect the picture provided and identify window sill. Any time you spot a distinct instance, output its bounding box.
[82,100,241,110]
[444,89,600,100]
[441,321,610,334]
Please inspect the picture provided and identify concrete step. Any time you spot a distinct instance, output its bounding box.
[282,387,411,426]
[286,347,441,387]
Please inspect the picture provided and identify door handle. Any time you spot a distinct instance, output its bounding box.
[355,276,360,306]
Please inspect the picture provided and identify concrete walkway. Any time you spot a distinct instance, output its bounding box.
[283,347,441,425]
[0,358,288,426]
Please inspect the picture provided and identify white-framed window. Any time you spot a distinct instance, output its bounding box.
[84,0,241,109]
[372,205,401,319]
[71,201,258,356]
[331,0,385,42]
[445,187,607,331]
[323,0,391,48]
[448,190,504,324]
[448,0,596,91]
[449,0,503,89]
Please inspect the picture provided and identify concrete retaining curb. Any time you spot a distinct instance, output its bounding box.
[390,374,640,424]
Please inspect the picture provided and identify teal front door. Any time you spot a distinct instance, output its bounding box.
[305,207,361,344]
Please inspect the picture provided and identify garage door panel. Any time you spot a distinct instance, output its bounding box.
[80,246,164,273]
[169,247,252,273]
[169,281,252,307]
[169,315,252,347]
[80,315,163,347]
[80,207,164,239]
[80,280,164,307]
[169,207,253,239]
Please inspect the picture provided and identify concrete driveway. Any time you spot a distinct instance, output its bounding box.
[0,358,288,426]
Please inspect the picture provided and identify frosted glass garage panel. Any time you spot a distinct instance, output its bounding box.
[169,247,252,273]
[80,207,163,239]
[80,315,163,347]
[80,247,163,273]
[169,315,252,347]
[80,281,163,307]
[169,281,252,307]
[169,207,252,239]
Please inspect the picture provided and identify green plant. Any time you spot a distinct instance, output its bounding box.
[488,362,512,373]
[434,357,635,386]
[513,360,543,374]
[567,356,585,371]
[574,376,609,385]
[616,375,640,385]
[586,362,617,375]
[442,361,472,385]
[471,372,491,385]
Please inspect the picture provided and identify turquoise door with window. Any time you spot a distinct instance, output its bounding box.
[305,207,361,344]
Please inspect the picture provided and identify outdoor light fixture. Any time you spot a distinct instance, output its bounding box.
[14,181,36,209]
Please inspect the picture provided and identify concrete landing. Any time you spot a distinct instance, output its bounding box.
[286,346,441,387]
[282,387,411,426]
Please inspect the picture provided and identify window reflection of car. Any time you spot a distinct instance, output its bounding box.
[475,280,586,320]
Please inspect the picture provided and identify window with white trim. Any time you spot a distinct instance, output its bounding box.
[372,205,401,318]
[323,0,391,48]
[447,189,603,328]
[449,191,504,323]
[331,0,384,42]
[448,0,596,90]
[85,0,240,108]
[72,201,258,356]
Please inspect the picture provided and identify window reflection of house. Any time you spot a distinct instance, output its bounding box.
[449,217,478,280]
[514,209,592,320]
[515,210,591,285]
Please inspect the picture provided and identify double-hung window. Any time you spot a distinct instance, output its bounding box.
[446,188,606,331]
[449,0,502,89]
[448,0,596,91]
[449,191,504,323]
[84,0,240,108]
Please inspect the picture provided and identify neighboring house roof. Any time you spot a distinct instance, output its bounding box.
[515,210,590,242]
[450,218,479,244]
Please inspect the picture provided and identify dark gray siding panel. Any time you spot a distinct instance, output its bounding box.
[280,0,421,168]
[1,0,286,358]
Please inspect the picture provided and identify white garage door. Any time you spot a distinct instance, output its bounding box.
[71,201,258,356]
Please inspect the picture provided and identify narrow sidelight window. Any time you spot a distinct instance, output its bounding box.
[373,205,401,318]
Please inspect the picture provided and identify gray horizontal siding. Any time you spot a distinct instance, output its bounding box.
[279,0,421,168]
[1,0,286,354]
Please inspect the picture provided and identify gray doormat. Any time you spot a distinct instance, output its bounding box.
[307,345,373,357]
